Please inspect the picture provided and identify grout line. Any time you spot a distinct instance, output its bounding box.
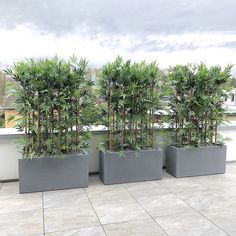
[84,188,108,236]
[122,184,170,236]
[42,192,46,236]
[101,217,156,227]
[173,192,231,235]
[121,186,172,198]
[43,224,104,235]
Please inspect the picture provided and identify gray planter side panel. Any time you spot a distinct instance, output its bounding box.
[19,154,88,193]
[99,149,163,184]
[99,152,105,183]
[166,146,178,177]
[166,145,226,177]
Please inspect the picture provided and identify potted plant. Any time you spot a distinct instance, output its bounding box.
[5,56,95,193]
[166,63,232,177]
[98,57,163,184]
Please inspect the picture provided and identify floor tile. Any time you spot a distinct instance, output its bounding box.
[197,167,236,192]
[160,177,206,193]
[224,172,236,182]
[86,184,133,202]
[123,181,170,198]
[104,219,166,236]
[45,226,105,236]
[136,193,194,217]
[1,164,236,236]
[177,190,233,211]
[155,212,227,236]
[44,204,100,233]
[224,167,236,182]
[43,188,87,208]
[209,185,236,204]
[192,174,236,189]
[0,209,43,236]
[162,170,174,179]
[0,182,19,195]
[88,175,104,187]
[92,199,149,224]
[0,192,42,214]
[201,206,236,235]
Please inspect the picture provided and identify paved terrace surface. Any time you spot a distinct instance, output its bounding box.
[1,163,236,236]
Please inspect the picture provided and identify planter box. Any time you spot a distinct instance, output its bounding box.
[166,145,226,178]
[99,148,163,184]
[19,152,88,193]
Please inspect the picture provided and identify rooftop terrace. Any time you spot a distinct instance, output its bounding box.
[1,162,236,236]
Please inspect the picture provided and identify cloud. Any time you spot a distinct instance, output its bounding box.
[222,41,236,49]
[0,0,236,36]
[0,0,236,72]
[0,24,236,70]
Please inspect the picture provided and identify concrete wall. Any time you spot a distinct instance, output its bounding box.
[0,135,21,180]
[218,128,236,162]
[0,126,236,181]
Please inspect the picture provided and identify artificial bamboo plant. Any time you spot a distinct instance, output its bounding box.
[5,56,96,158]
[99,56,162,152]
[168,63,232,148]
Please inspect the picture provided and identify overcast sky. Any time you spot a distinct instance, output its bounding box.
[0,0,236,71]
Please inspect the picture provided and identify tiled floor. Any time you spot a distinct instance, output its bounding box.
[1,163,236,236]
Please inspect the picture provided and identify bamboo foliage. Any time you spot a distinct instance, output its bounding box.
[5,57,232,155]
[99,57,162,152]
[168,63,232,147]
[5,56,95,159]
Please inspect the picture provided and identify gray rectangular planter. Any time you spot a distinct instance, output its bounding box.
[99,148,163,184]
[166,145,226,177]
[19,152,88,193]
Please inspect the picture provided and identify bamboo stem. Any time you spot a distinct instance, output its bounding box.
[135,119,138,141]
[214,121,218,143]
[112,110,115,148]
[175,113,178,146]
[58,106,61,156]
[152,109,155,148]
[108,90,112,150]
[50,107,54,153]
[204,112,208,145]
[210,118,213,143]
[32,111,35,153]
[25,113,28,157]
[151,84,155,149]
[77,100,80,152]
[188,89,192,145]
[141,114,144,147]
[121,106,125,149]
[37,110,41,154]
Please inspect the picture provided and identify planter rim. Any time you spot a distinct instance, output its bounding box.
[19,150,88,160]
[101,147,162,154]
[168,145,226,150]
